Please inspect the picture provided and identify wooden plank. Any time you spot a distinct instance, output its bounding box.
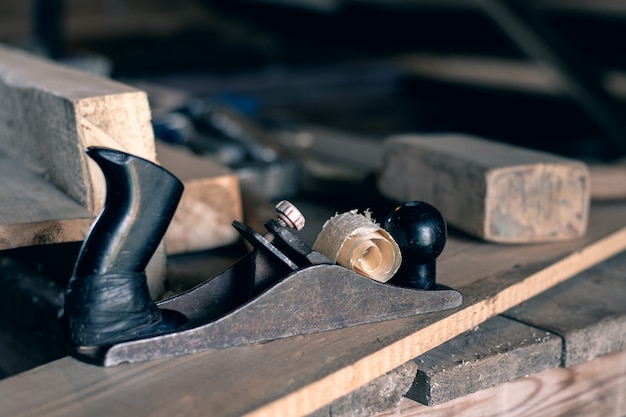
[0,151,92,249]
[0,0,214,45]
[0,45,240,253]
[377,134,590,243]
[155,141,242,254]
[406,316,561,406]
[589,160,626,200]
[1,202,625,417]
[401,245,626,406]
[375,348,626,417]
[394,54,626,99]
[0,43,156,215]
[505,249,626,367]
[309,362,418,417]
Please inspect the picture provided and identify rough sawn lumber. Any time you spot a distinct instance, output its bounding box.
[0,203,625,417]
[378,134,590,244]
[0,43,156,214]
[155,141,242,254]
[405,247,626,406]
[407,316,562,406]
[0,43,155,249]
[376,349,626,417]
[0,44,240,253]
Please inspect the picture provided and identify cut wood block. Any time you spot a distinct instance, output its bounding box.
[505,249,626,367]
[407,316,561,406]
[0,151,92,250]
[1,203,625,417]
[155,141,242,254]
[0,44,240,253]
[376,349,626,417]
[0,44,173,292]
[0,43,156,215]
[378,134,590,243]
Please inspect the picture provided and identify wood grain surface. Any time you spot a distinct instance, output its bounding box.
[378,134,590,243]
[1,202,625,417]
[407,316,561,406]
[505,250,626,367]
[0,151,92,249]
[155,141,242,254]
[404,248,626,406]
[0,43,156,214]
[375,348,626,417]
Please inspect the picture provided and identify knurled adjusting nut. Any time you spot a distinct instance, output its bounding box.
[275,200,306,231]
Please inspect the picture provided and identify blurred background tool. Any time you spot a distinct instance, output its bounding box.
[153,96,302,202]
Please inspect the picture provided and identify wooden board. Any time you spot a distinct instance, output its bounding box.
[375,348,626,417]
[402,248,626,406]
[407,316,561,406]
[155,141,242,254]
[377,134,590,243]
[505,250,626,367]
[589,160,626,200]
[394,53,626,99]
[0,151,92,249]
[0,43,156,214]
[310,362,418,417]
[1,202,626,417]
[0,44,241,253]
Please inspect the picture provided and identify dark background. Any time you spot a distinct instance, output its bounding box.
[3,0,626,162]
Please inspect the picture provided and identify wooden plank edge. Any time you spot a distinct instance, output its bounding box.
[0,218,92,250]
[375,348,626,417]
[243,225,626,417]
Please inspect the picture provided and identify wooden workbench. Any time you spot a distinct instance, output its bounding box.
[1,201,625,417]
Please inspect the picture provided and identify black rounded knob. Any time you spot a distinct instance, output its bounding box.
[384,201,447,290]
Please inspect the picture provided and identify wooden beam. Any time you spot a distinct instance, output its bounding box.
[155,141,242,254]
[0,151,92,249]
[589,160,626,201]
[395,53,626,99]
[407,316,562,406]
[0,44,241,253]
[1,202,625,417]
[505,250,626,367]
[0,43,156,214]
[378,134,590,243]
[405,248,626,406]
[376,349,626,417]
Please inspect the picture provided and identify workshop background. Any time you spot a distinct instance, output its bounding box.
[1,0,626,409]
[3,0,626,163]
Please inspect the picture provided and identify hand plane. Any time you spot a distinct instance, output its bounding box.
[63,147,462,366]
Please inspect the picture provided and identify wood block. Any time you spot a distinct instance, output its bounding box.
[375,349,626,417]
[0,151,92,249]
[505,249,626,367]
[378,134,590,243]
[1,203,625,417]
[407,316,561,406]
[155,141,242,254]
[0,44,175,292]
[0,43,156,215]
[0,44,240,253]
